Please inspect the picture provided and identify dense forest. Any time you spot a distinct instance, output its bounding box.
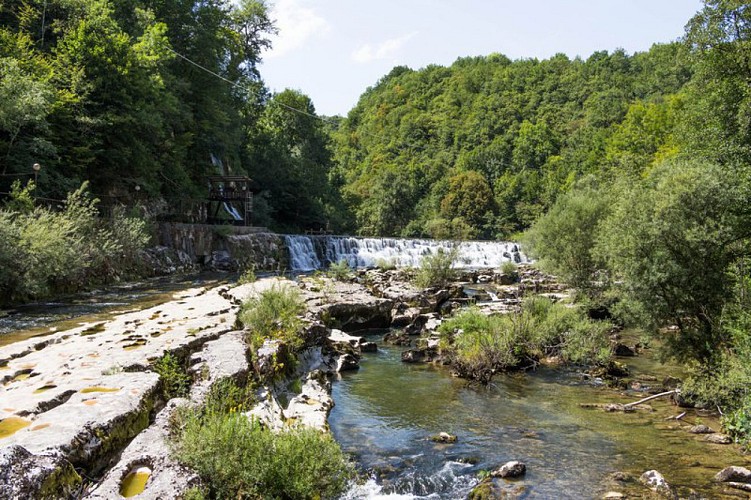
[3,0,748,240]
[0,0,341,231]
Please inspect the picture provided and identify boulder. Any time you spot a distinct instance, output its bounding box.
[360,342,378,353]
[0,445,81,499]
[639,470,671,496]
[490,461,526,479]
[84,399,201,499]
[391,306,420,328]
[714,466,751,483]
[405,314,429,335]
[335,353,360,372]
[328,329,365,354]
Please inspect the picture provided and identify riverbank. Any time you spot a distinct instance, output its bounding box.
[1,268,749,498]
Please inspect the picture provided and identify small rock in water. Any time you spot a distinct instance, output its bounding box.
[360,341,378,353]
[688,424,714,434]
[602,493,626,499]
[609,471,631,482]
[613,343,636,357]
[490,460,526,478]
[336,353,359,372]
[639,470,671,496]
[714,466,751,483]
[429,432,457,443]
[704,433,732,444]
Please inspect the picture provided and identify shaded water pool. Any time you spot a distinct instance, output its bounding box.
[330,339,750,499]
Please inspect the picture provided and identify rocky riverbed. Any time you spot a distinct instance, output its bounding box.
[1,267,750,498]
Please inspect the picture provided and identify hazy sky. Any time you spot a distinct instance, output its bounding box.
[258,0,705,117]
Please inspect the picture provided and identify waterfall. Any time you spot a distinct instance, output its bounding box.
[284,235,322,271]
[283,235,527,271]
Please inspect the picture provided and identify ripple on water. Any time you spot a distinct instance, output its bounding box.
[329,337,746,499]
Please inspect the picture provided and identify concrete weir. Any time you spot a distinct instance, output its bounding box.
[0,279,282,498]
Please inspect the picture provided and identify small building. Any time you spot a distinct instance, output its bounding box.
[206,175,253,226]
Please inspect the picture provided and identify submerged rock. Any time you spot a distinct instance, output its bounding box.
[383,330,411,346]
[639,470,671,496]
[704,433,732,444]
[429,432,457,443]
[613,343,636,357]
[401,347,439,364]
[714,466,751,483]
[688,424,714,434]
[467,478,501,499]
[490,461,526,478]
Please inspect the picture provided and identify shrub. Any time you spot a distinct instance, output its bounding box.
[722,397,751,450]
[172,385,354,500]
[239,285,306,350]
[439,308,519,383]
[204,378,255,416]
[153,353,190,399]
[327,259,352,281]
[439,296,612,383]
[500,260,518,280]
[0,181,149,305]
[414,246,458,288]
[374,258,397,271]
[238,265,257,284]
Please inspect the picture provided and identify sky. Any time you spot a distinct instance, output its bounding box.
[258,0,705,117]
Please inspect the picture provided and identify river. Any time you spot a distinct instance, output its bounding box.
[331,334,748,499]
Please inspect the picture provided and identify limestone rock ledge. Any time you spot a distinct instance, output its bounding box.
[0,280,261,498]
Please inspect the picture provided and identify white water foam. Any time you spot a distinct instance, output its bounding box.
[284,235,527,271]
[340,461,475,499]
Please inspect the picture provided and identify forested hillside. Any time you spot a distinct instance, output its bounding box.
[333,46,695,238]
[333,2,751,239]
[0,0,342,231]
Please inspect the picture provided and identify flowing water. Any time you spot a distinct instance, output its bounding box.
[331,336,751,499]
[284,235,528,271]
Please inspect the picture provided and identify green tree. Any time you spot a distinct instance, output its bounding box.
[523,177,611,292]
[596,159,751,364]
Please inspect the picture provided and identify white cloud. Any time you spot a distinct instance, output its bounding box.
[266,0,329,59]
[351,32,418,64]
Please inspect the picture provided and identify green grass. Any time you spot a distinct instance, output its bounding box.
[238,265,257,284]
[326,260,352,281]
